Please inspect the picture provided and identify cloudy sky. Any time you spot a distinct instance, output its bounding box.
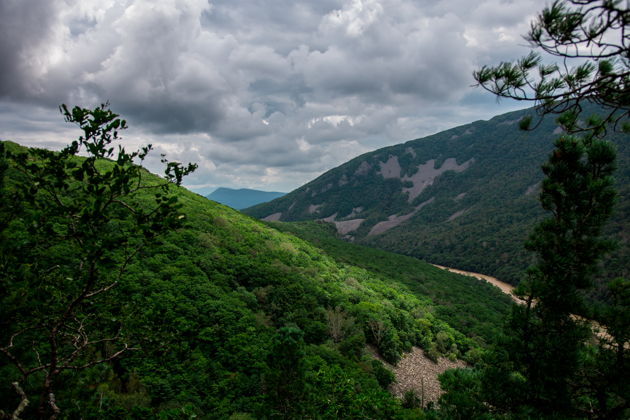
[0,0,541,194]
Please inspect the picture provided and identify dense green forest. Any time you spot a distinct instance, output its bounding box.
[267,221,512,346]
[1,1,628,419]
[0,111,511,418]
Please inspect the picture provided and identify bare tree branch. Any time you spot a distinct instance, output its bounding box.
[58,343,134,371]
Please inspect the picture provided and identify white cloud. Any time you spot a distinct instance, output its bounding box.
[321,0,384,37]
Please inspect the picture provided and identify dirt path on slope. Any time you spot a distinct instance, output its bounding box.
[431,264,524,304]
[431,264,624,348]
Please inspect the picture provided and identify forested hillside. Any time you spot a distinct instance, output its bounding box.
[268,221,512,345]
[245,104,629,285]
[0,138,510,419]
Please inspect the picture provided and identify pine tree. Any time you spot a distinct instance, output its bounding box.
[498,134,618,417]
[441,1,629,417]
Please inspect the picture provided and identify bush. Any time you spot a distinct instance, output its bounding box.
[339,333,366,361]
[371,360,396,389]
[402,390,422,409]
[379,330,402,364]
[425,342,440,363]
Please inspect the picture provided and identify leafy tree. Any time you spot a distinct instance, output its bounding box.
[265,326,306,417]
[438,368,492,420]
[474,0,629,132]
[0,104,196,419]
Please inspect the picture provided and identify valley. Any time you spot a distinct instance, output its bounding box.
[2,101,627,418]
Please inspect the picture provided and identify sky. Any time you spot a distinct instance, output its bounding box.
[0,0,542,195]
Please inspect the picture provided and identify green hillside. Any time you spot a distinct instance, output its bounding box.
[0,139,510,418]
[268,220,512,345]
[245,105,630,285]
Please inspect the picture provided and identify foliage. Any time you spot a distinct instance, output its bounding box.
[438,368,492,420]
[0,104,195,419]
[439,134,628,420]
[474,0,629,133]
[440,0,630,417]
[269,220,517,348]
[501,135,621,417]
[370,359,395,389]
[0,129,489,417]
[265,326,306,417]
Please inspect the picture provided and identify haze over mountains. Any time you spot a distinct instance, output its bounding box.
[206,187,285,210]
[245,105,630,285]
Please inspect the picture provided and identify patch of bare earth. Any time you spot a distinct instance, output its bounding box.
[378,155,402,179]
[308,204,323,214]
[447,208,468,221]
[368,345,465,406]
[368,198,434,236]
[525,182,540,196]
[262,212,282,221]
[333,219,365,235]
[368,212,417,236]
[354,161,371,176]
[402,158,474,202]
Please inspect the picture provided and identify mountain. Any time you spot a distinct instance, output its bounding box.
[245,105,630,285]
[1,140,511,418]
[206,187,285,209]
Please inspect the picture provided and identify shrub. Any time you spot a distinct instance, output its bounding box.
[371,360,396,389]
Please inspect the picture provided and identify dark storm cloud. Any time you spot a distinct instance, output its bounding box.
[0,0,59,98]
[0,0,538,192]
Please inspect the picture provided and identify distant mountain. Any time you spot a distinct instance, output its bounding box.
[206,187,285,209]
[245,105,629,285]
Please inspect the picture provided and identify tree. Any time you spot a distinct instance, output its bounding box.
[441,1,629,418]
[474,0,629,133]
[265,326,306,417]
[0,104,196,419]
[502,134,618,416]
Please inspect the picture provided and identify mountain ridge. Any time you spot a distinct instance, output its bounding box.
[244,105,629,285]
[206,186,285,209]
